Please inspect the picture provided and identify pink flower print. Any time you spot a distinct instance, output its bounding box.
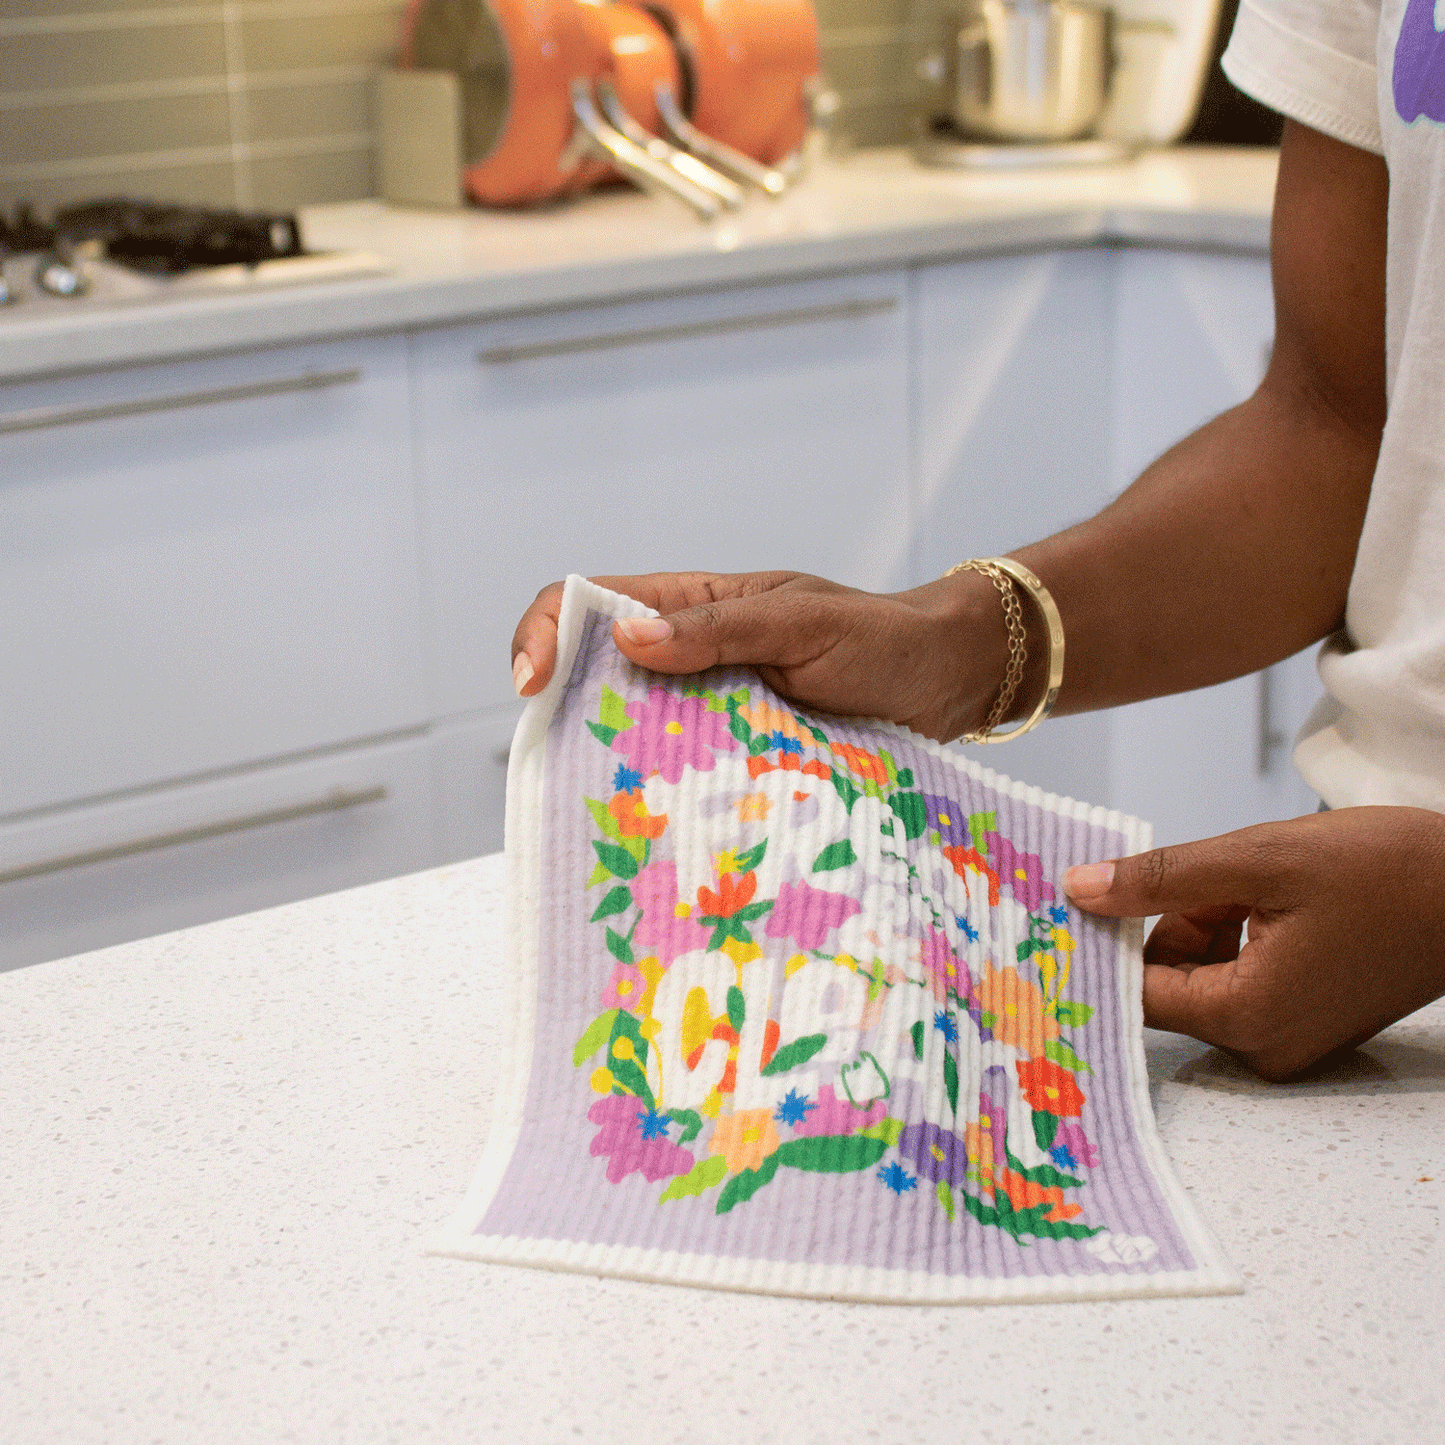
[763,879,862,951]
[920,925,972,1004]
[588,1095,694,1184]
[602,963,646,1011]
[1051,1122,1100,1170]
[611,685,737,785]
[984,831,1056,912]
[792,1084,886,1138]
[631,861,711,967]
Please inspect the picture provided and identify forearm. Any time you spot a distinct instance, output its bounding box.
[946,118,1390,727]
[1011,377,1379,715]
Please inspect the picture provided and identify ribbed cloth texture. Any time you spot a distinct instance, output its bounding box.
[429,578,1240,1303]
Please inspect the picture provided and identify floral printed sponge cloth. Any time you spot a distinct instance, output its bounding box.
[429,577,1240,1303]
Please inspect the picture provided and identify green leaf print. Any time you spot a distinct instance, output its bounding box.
[943,1050,959,1116]
[830,770,862,813]
[585,860,611,890]
[1053,1000,1096,1028]
[1016,937,1044,962]
[773,1135,888,1174]
[967,810,997,854]
[585,720,618,747]
[731,899,774,923]
[584,796,624,844]
[598,685,633,734]
[669,1108,704,1144]
[589,886,632,922]
[726,705,752,746]
[734,839,768,873]
[1004,1146,1083,1190]
[726,985,746,1033]
[572,1009,620,1067]
[910,1020,925,1061]
[591,839,639,880]
[715,1154,782,1214]
[606,927,635,965]
[747,735,771,756]
[1031,1109,1060,1153]
[859,1117,905,1148]
[811,840,858,873]
[1043,1038,1094,1075]
[888,791,928,840]
[659,1156,727,1203]
[758,1032,828,1076]
[936,1179,956,1221]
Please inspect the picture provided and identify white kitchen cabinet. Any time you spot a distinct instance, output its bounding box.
[0,730,436,972]
[410,270,912,719]
[0,334,428,820]
[428,703,523,861]
[911,247,1118,804]
[1106,249,1319,846]
[913,246,1318,843]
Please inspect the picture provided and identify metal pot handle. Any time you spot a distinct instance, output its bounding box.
[594,78,744,209]
[653,83,789,197]
[566,80,722,220]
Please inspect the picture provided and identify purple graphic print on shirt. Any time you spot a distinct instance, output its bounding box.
[1395,0,1445,123]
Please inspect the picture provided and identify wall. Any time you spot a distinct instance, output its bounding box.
[0,1,921,216]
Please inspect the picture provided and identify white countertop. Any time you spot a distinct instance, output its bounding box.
[3,852,1440,1445]
[0,147,1277,384]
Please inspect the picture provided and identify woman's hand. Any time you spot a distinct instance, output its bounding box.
[509,569,1022,744]
[1064,806,1445,1080]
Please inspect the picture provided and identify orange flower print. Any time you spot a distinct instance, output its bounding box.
[995,1167,1083,1223]
[963,1120,996,1186]
[709,1109,781,1174]
[607,788,667,838]
[830,743,889,785]
[1015,1058,1086,1117]
[941,845,1000,906]
[737,700,813,746]
[696,870,757,919]
[974,963,1059,1056]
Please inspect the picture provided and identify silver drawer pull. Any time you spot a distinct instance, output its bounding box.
[0,785,387,886]
[0,366,363,437]
[477,297,898,366]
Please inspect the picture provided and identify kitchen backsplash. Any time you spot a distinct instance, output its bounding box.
[0,0,921,214]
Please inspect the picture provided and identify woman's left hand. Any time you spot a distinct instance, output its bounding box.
[1063,806,1445,1080]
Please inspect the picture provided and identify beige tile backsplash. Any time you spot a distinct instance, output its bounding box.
[0,1,923,216]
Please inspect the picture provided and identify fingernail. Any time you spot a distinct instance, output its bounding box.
[512,652,535,697]
[1064,861,1114,899]
[617,616,672,646]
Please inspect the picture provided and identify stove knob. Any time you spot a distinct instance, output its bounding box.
[35,251,90,298]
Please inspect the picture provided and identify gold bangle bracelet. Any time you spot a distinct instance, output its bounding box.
[945,557,1065,744]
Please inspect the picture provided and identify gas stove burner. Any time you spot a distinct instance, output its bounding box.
[49,199,304,274]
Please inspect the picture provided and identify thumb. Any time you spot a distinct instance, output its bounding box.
[1062,834,1269,919]
[611,586,829,676]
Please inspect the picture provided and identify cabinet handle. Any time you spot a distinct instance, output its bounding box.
[1256,666,1287,776]
[477,297,898,366]
[0,784,387,886]
[0,367,363,437]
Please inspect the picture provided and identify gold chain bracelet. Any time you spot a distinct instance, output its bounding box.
[945,557,1065,744]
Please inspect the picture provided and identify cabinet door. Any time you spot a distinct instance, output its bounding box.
[0,731,436,972]
[0,335,426,819]
[1108,250,1318,845]
[412,271,910,716]
[912,249,1117,804]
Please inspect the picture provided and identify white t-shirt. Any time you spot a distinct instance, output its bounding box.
[1223,0,1445,810]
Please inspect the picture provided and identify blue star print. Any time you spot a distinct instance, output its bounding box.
[637,1108,671,1141]
[774,1089,816,1126]
[955,916,979,942]
[1049,904,1070,925]
[933,1010,958,1043]
[613,764,643,793]
[771,732,803,756]
[1050,1143,1078,1170]
[877,1162,917,1195]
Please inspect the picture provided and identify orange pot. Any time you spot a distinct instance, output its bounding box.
[401,0,612,205]
[646,0,821,164]
[578,1,682,136]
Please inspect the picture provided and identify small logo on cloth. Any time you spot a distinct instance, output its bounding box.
[1394,0,1445,124]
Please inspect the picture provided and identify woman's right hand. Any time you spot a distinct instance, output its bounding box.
[509,569,1021,744]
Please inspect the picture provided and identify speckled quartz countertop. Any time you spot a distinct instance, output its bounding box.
[2,852,1440,1444]
[0,146,1277,383]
